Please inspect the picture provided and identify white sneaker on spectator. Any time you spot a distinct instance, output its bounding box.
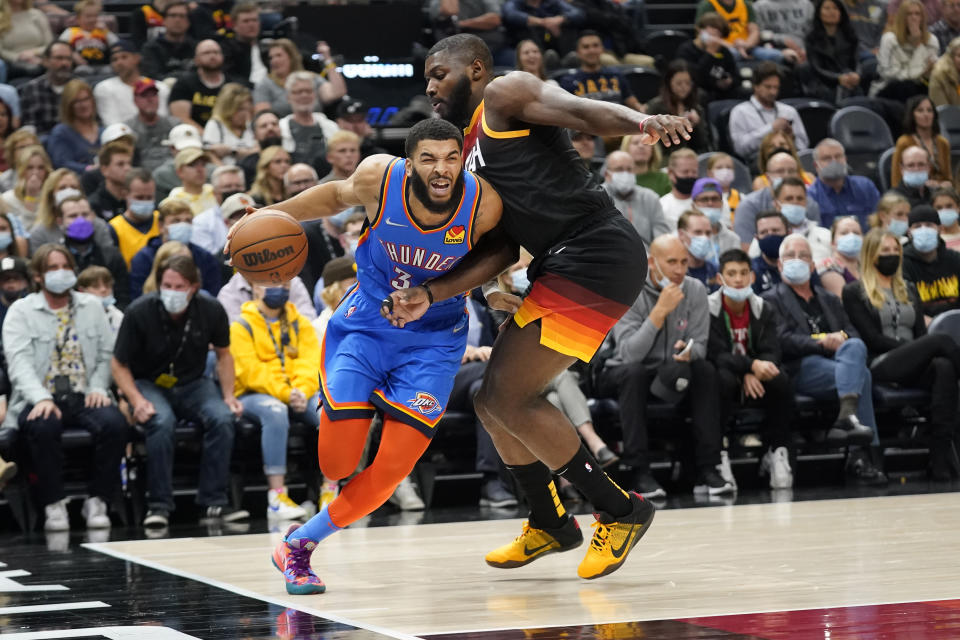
[760,447,793,489]
[44,499,70,532]
[389,476,425,511]
[81,496,111,529]
[718,450,738,491]
[267,488,307,520]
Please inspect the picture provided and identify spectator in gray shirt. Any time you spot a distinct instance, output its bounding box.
[124,79,180,174]
[602,150,669,249]
[734,152,821,247]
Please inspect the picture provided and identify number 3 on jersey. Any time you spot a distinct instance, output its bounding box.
[391,266,413,289]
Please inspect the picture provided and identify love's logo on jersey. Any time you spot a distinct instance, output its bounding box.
[444,225,466,244]
[407,391,441,415]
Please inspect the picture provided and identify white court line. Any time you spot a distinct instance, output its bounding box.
[0,601,110,615]
[83,543,424,640]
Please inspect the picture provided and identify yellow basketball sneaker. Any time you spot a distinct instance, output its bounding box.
[485,516,583,568]
[577,492,656,580]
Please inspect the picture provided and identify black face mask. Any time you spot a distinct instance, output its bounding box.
[1,287,27,304]
[876,254,901,276]
[259,136,283,149]
[674,176,697,196]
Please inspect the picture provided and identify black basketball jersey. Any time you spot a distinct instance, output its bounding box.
[462,101,615,257]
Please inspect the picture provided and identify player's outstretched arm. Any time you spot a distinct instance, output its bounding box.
[485,71,692,146]
[269,154,395,223]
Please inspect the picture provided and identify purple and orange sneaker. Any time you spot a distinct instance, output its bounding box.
[271,523,326,594]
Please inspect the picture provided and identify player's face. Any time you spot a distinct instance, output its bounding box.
[408,138,464,214]
[425,54,476,128]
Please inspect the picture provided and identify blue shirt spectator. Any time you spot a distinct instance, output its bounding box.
[129,235,221,300]
[806,139,881,229]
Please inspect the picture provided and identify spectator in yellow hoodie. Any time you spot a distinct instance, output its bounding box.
[231,281,320,521]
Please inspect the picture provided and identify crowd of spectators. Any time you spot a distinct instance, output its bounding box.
[2,0,960,532]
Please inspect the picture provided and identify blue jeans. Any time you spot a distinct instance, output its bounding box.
[792,338,878,443]
[136,377,236,512]
[733,46,785,63]
[240,392,320,476]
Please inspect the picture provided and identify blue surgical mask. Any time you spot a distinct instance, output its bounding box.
[902,171,928,188]
[911,226,940,253]
[780,203,807,226]
[0,232,12,250]
[653,259,671,289]
[836,233,863,258]
[938,208,959,227]
[100,294,116,309]
[722,284,752,301]
[262,287,289,309]
[770,176,783,190]
[44,268,77,294]
[687,235,713,260]
[700,207,723,225]
[510,268,530,293]
[166,222,193,244]
[781,258,811,285]
[129,200,156,219]
[887,219,909,237]
[160,288,189,314]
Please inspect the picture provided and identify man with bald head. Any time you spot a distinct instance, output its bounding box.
[284,163,319,198]
[893,145,936,207]
[287,163,345,295]
[169,39,244,130]
[807,138,880,229]
[596,234,732,499]
[734,151,822,248]
[602,150,669,248]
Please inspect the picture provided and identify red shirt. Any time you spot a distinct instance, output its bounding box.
[722,297,751,356]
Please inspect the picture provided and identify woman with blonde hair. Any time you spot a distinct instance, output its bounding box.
[253,38,305,115]
[620,134,670,196]
[142,240,190,294]
[842,227,960,479]
[929,36,960,106]
[0,0,53,78]
[873,0,939,97]
[46,79,102,173]
[1,144,50,227]
[868,190,911,237]
[0,128,40,192]
[248,145,291,206]
[752,130,815,190]
[203,82,256,164]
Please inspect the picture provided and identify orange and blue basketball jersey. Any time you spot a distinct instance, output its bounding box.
[319,157,482,435]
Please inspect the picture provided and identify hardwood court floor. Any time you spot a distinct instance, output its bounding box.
[86,492,960,637]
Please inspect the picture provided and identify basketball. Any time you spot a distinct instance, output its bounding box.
[229,209,308,286]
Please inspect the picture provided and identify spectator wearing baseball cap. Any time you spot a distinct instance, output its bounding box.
[167,147,217,215]
[95,40,171,126]
[335,97,387,160]
[902,204,960,319]
[151,124,208,202]
[690,177,740,257]
[0,256,30,329]
[125,79,182,174]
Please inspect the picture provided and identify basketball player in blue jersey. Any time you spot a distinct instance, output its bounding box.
[246,119,503,594]
[382,34,693,580]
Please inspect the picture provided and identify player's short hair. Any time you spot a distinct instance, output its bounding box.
[405,118,464,158]
[427,34,494,74]
[718,248,750,272]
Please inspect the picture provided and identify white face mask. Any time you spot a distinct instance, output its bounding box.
[160,288,190,314]
[609,171,636,196]
[712,167,735,187]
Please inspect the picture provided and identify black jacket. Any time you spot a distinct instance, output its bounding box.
[762,282,859,373]
[707,291,783,377]
[841,280,926,360]
[219,35,264,83]
[71,242,131,310]
[902,239,960,318]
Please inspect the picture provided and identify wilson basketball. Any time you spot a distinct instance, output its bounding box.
[229,209,308,286]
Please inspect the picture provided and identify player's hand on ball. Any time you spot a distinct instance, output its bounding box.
[639,114,693,147]
[381,286,431,328]
[486,290,522,314]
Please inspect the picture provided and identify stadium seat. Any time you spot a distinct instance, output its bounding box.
[621,66,662,104]
[937,105,960,164]
[782,98,837,148]
[798,148,816,174]
[877,146,895,192]
[707,99,745,158]
[697,152,753,194]
[642,30,691,71]
[549,68,578,82]
[872,383,931,410]
[829,106,894,180]
[928,309,960,347]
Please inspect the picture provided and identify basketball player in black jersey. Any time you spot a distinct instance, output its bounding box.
[382,34,692,580]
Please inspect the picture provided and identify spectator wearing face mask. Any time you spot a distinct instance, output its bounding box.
[129,198,221,300]
[76,265,122,333]
[691,178,739,252]
[807,138,881,229]
[752,210,789,294]
[217,270,316,325]
[901,204,960,318]
[602,150,669,249]
[59,198,130,310]
[892,145,936,207]
[0,255,30,329]
[678,210,720,290]
[818,216,866,297]
[109,169,159,267]
[704,152,741,215]
[660,148,700,230]
[762,177,832,263]
[870,190,912,239]
[932,186,960,250]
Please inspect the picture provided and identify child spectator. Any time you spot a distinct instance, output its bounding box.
[76,265,122,332]
[59,0,118,73]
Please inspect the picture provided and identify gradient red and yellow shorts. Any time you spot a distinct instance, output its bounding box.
[514,213,647,362]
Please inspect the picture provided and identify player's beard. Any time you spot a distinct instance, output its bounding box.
[409,170,464,214]
[443,74,474,128]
